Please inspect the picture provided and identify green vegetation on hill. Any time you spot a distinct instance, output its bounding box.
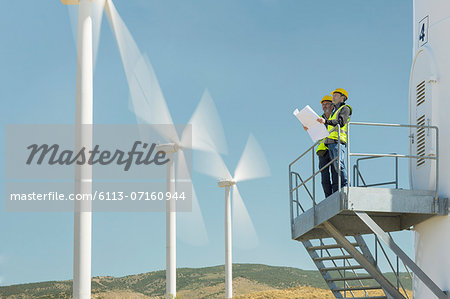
[0,264,412,298]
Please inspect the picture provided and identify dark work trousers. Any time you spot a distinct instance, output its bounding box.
[328,143,348,191]
[318,150,338,197]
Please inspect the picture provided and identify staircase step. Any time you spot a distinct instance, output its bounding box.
[333,285,383,292]
[308,242,359,251]
[326,275,374,282]
[313,254,353,261]
[320,265,364,271]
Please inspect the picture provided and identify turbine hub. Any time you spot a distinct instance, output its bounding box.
[217,179,235,188]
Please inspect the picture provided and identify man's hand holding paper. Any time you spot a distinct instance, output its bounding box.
[293,105,329,142]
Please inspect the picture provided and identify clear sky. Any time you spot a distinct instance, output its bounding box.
[0,0,414,286]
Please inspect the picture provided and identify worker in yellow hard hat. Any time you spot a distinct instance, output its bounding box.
[317,88,352,191]
[316,95,338,197]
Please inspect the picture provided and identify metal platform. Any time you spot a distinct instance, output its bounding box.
[289,122,449,298]
[292,187,448,241]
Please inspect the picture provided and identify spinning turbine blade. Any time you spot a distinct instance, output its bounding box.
[196,150,231,180]
[232,185,258,249]
[67,6,78,47]
[177,187,209,246]
[184,89,228,154]
[234,134,270,182]
[105,0,177,142]
[176,150,208,246]
[128,54,179,143]
[92,0,106,67]
[176,148,192,187]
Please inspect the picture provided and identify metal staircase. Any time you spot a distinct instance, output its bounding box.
[303,235,392,299]
[289,122,448,299]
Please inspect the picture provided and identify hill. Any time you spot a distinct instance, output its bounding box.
[0,264,412,298]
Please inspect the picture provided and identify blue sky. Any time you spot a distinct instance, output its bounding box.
[0,0,414,286]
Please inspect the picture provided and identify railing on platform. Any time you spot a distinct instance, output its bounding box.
[289,121,439,227]
[353,155,399,189]
[373,232,413,299]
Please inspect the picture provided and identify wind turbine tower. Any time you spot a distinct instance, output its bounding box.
[410,0,450,297]
[61,0,94,299]
[200,135,270,299]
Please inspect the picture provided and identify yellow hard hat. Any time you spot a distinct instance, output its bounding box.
[320,95,332,103]
[331,88,349,100]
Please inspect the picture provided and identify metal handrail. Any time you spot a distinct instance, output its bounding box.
[337,245,368,298]
[374,234,410,299]
[289,125,342,225]
[353,155,399,188]
[347,122,439,202]
[291,157,338,194]
[289,121,440,227]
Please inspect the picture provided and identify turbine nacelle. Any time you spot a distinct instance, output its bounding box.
[217,179,236,188]
[60,0,77,4]
[156,143,179,153]
[61,0,96,4]
[61,0,79,4]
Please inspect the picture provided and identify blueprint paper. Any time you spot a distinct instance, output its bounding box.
[293,106,329,142]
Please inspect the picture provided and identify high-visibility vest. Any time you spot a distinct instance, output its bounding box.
[316,114,329,156]
[327,104,352,144]
[316,140,328,156]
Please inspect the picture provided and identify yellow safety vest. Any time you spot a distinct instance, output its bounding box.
[316,114,329,156]
[327,104,352,144]
[316,140,328,156]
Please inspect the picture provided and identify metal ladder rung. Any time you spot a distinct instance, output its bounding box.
[333,285,383,292]
[313,254,353,261]
[320,265,364,271]
[308,242,359,251]
[326,275,373,282]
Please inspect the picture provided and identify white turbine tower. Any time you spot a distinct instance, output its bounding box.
[148,91,226,299]
[198,134,270,299]
[105,2,227,297]
[410,0,450,297]
[60,0,99,298]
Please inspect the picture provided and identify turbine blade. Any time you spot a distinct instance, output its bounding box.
[176,150,208,246]
[177,186,209,246]
[129,54,179,143]
[92,0,106,67]
[176,149,192,183]
[195,150,231,180]
[105,0,178,143]
[67,6,78,48]
[233,134,270,182]
[232,185,258,249]
[182,89,227,154]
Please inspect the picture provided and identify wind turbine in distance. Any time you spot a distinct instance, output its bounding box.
[154,90,226,298]
[105,2,228,298]
[197,134,271,299]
